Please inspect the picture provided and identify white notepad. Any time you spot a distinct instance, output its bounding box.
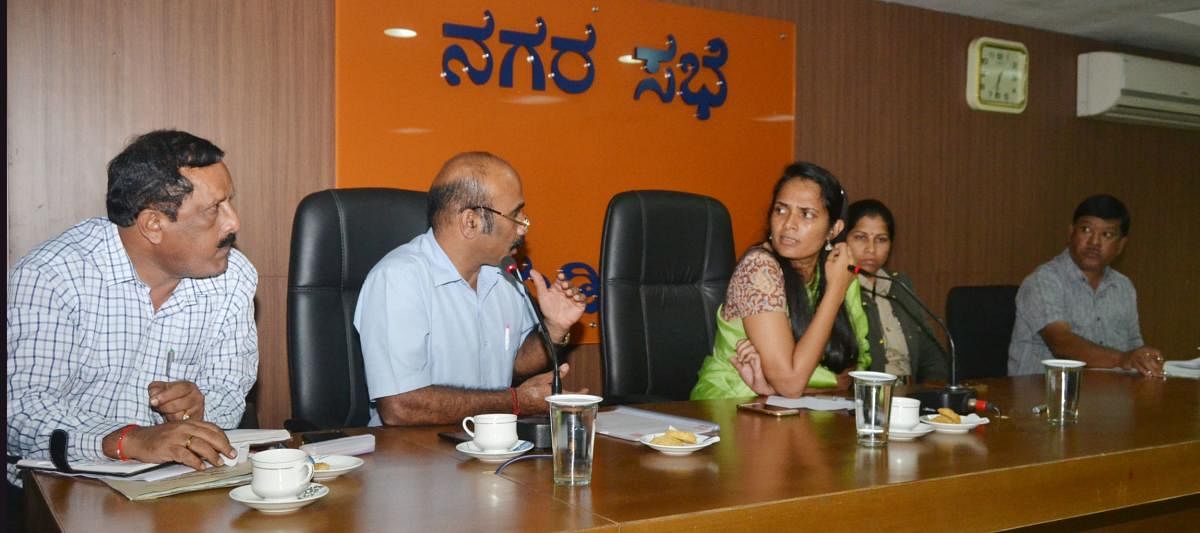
[16,428,290,478]
[298,434,376,456]
[1165,357,1200,379]
[595,406,720,442]
[766,395,855,411]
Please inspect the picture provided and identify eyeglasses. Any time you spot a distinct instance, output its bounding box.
[468,206,531,230]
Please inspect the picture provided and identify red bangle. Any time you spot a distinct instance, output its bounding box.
[116,424,139,461]
[510,388,521,416]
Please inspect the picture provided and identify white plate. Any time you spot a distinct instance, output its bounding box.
[311,455,364,481]
[888,424,934,441]
[638,433,721,456]
[920,413,990,434]
[455,440,533,463]
[229,483,329,514]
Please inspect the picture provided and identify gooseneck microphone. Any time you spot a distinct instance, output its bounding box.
[849,265,960,388]
[500,257,562,395]
[848,264,978,414]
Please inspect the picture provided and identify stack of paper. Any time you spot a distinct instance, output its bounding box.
[596,406,720,442]
[226,428,291,446]
[1165,357,1200,379]
[767,395,855,411]
[105,462,252,501]
[16,428,290,480]
[299,434,376,456]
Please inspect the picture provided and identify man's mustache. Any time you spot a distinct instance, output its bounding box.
[218,233,237,249]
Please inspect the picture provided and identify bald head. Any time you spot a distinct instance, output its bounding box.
[427,152,519,232]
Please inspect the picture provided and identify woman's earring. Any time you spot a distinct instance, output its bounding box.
[824,239,833,252]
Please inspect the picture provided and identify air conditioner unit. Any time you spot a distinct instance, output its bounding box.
[1077,52,1200,131]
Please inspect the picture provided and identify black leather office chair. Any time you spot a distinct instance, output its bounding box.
[598,190,735,403]
[287,188,429,430]
[945,285,1019,380]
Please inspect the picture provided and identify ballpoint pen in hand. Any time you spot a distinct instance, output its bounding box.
[166,348,175,381]
[163,348,191,420]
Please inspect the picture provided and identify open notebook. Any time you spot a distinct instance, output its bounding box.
[16,428,290,478]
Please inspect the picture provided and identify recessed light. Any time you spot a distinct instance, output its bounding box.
[384,28,418,39]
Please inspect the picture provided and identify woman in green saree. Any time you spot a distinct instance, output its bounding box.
[690,162,870,399]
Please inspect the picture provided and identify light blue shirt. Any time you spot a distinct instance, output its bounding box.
[1008,249,1142,375]
[7,218,258,485]
[354,229,536,426]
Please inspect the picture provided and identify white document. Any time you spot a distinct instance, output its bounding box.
[299,434,376,456]
[16,428,291,479]
[1165,357,1200,379]
[595,406,720,442]
[226,428,291,446]
[766,395,855,411]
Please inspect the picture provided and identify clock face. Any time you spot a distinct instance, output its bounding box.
[966,37,1028,113]
[978,44,1027,105]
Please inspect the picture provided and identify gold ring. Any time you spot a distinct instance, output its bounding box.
[185,436,193,448]
[181,411,191,421]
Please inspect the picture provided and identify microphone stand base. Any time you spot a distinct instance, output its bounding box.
[908,386,977,415]
[517,416,552,449]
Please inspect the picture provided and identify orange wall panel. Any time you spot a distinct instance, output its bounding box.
[336,0,796,343]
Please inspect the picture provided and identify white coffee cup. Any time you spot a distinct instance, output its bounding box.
[889,396,921,430]
[462,413,518,452]
[250,448,314,500]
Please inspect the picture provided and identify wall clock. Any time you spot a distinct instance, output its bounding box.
[966,37,1028,113]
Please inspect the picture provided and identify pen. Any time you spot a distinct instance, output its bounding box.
[164,348,191,421]
[504,325,510,352]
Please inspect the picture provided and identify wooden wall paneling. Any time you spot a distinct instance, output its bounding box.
[6,0,334,429]
[665,0,1199,361]
[8,0,1197,432]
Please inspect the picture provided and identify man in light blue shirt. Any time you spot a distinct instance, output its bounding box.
[1008,194,1163,377]
[355,152,586,426]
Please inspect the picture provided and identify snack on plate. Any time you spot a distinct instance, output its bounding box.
[931,408,962,424]
[314,462,331,471]
[649,426,698,446]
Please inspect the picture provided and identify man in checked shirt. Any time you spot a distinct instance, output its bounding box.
[7,130,258,490]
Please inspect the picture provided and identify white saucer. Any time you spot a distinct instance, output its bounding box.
[229,483,329,514]
[920,413,990,434]
[455,440,533,463]
[312,455,364,481]
[639,433,721,456]
[888,424,934,441]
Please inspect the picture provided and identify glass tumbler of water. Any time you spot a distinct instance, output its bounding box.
[1043,359,1085,425]
[850,371,898,447]
[547,394,603,486]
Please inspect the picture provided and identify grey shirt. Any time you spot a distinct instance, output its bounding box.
[1008,249,1143,375]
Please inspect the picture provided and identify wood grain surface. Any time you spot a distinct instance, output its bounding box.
[7,0,1197,431]
[28,372,1200,532]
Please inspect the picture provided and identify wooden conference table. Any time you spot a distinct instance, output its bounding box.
[27,372,1200,532]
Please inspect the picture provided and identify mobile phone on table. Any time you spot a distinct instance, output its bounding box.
[738,402,800,417]
[437,431,471,444]
[300,430,348,444]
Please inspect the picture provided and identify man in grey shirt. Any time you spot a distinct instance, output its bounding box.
[1008,194,1164,377]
